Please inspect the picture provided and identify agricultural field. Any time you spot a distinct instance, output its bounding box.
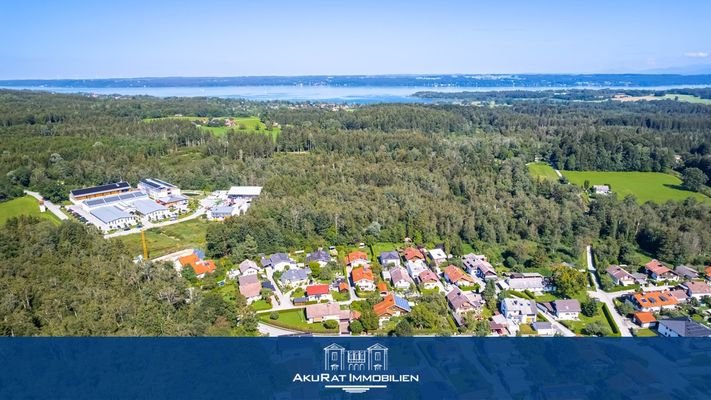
[115,219,210,259]
[0,196,61,225]
[144,115,281,139]
[562,171,711,205]
[527,162,560,182]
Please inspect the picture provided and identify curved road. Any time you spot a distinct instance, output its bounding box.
[585,245,632,337]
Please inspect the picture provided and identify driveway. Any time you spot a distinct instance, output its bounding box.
[103,207,205,238]
[23,190,68,220]
[586,245,632,337]
[536,304,576,337]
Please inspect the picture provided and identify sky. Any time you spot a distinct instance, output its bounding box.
[2,0,711,79]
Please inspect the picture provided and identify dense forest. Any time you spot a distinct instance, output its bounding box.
[1,89,710,335]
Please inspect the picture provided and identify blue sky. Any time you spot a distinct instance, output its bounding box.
[2,0,710,78]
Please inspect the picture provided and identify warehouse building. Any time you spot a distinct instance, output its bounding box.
[70,181,132,203]
[132,198,171,221]
[90,206,137,232]
[138,178,188,208]
[227,186,262,200]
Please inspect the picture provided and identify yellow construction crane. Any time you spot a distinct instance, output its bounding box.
[141,230,149,260]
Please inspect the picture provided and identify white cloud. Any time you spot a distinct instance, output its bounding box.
[684,51,709,58]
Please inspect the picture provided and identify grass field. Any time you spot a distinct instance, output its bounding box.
[0,196,61,226]
[562,170,711,204]
[115,219,210,258]
[258,309,338,333]
[613,94,711,105]
[144,116,280,139]
[527,162,559,182]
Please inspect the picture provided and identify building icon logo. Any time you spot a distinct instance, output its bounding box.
[323,343,388,372]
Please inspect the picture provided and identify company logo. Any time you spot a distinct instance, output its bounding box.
[292,343,420,394]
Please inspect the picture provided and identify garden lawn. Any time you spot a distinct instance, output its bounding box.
[561,303,617,336]
[258,309,338,333]
[144,116,280,139]
[115,219,209,258]
[527,162,559,182]
[562,171,711,205]
[0,196,60,226]
[634,328,657,337]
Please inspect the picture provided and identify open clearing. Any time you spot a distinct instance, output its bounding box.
[612,94,711,105]
[562,170,711,204]
[0,196,61,225]
[527,162,559,182]
[144,116,280,139]
[115,219,209,258]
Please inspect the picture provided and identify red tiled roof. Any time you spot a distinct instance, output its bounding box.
[352,266,374,282]
[633,291,678,308]
[633,312,657,324]
[374,294,395,317]
[418,269,439,283]
[178,254,200,267]
[645,259,671,275]
[377,281,388,293]
[346,251,368,264]
[338,281,349,292]
[444,265,474,283]
[306,284,330,296]
[705,266,711,278]
[403,247,424,261]
[192,260,216,275]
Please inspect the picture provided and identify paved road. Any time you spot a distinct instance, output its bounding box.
[585,245,632,337]
[264,267,293,310]
[103,207,205,238]
[23,190,68,220]
[257,322,303,337]
[553,168,563,178]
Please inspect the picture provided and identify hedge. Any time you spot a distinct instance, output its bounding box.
[601,303,621,336]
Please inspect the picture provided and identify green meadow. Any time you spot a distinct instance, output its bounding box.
[527,162,559,182]
[144,116,280,139]
[562,171,711,205]
[0,196,61,225]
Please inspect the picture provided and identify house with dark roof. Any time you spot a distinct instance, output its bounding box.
[305,249,331,266]
[532,322,556,336]
[261,253,296,272]
[446,287,483,326]
[675,265,699,281]
[606,265,636,286]
[552,299,581,320]
[239,259,260,276]
[501,298,537,324]
[379,251,401,267]
[658,317,711,337]
[463,254,497,280]
[279,268,310,287]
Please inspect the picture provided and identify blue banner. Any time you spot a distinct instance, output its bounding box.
[0,338,709,399]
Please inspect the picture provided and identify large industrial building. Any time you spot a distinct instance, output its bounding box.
[138,178,188,209]
[227,186,262,200]
[69,181,131,203]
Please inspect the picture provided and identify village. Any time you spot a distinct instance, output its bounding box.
[26,178,711,338]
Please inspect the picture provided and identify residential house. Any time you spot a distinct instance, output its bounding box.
[443,265,476,287]
[633,312,657,328]
[418,269,440,290]
[373,293,411,325]
[669,289,690,303]
[628,291,678,312]
[658,317,711,337]
[305,248,331,266]
[631,272,648,286]
[645,259,678,282]
[261,253,296,272]
[682,281,711,300]
[446,287,483,326]
[280,268,310,287]
[377,281,388,295]
[176,252,216,279]
[406,259,429,279]
[532,322,556,336]
[346,251,369,267]
[379,251,401,267]
[389,267,414,291]
[428,248,448,266]
[402,247,425,262]
[305,302,359,325]
[501,298,537,324]
[606,265,636,286]
[552,299,581,320]
[593,185,611,195]
[504,272,549,294]
[489,314,509,336]
[239,274,262,304]
[239,259,260,276]
[305,284,332,302]
[351,266,375,291]
[675,265,699,281]
[463,254,497,280]
[705,266,711,281]
[335,279,349,293]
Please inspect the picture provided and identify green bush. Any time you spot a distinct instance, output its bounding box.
[323,320,338,329]
[269,311,279,320]
[601,303,620,335]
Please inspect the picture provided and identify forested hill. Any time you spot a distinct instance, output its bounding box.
[0,90,710,335]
